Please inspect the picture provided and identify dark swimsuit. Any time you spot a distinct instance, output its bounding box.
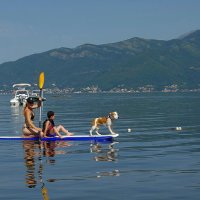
[23,111,41,137]
[24,111,35,129]
[43,119,55,137]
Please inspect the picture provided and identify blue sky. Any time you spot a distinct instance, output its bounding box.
[0,0,200,64]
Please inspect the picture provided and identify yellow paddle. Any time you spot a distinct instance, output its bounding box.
[39,72,45,90]
[39,72,45,128]
[38,72,50,199]
[38,72,49,199]
[41,184,49,200]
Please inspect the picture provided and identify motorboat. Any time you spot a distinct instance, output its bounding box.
[10,83,31,106]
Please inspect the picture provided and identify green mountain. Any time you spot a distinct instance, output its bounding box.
[1,30,200,90]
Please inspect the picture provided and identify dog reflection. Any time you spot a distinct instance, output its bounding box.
[90,142,118,162]
[96,169,120,178]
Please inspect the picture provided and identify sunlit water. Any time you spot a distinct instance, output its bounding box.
[0,93,200,200]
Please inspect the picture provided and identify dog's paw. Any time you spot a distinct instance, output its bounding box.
[89,130,93,136]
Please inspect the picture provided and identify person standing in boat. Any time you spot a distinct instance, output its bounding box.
[22,97,44,137]
[42,111,73,138]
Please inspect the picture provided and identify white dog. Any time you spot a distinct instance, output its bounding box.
[89,112,119,135]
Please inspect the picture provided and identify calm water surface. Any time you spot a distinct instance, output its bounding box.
[0,93,200,200]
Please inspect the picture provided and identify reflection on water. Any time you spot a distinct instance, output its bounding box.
[90,142,119,162]
[42,141,71,164]
[10,106,24,134]
[39,160,50,200]
[23,140,39,188]
[23,140,71,187]
[22,140,72,199]
[22,140,70,200]
[10,106,21,117]
[22,139,119,199]
[22,140,119,186]
[96,169,120,178]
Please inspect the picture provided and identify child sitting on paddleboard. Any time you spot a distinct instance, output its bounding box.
[43,111,73,138]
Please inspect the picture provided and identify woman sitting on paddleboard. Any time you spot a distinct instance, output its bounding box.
[43,111,73,138]
[22,97,44,137]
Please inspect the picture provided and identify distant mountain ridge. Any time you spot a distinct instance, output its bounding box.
[1,30,200,90]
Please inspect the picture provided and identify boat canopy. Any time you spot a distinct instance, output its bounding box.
[12,83,31,88]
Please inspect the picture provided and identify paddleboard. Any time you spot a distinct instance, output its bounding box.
[0,134,119,142]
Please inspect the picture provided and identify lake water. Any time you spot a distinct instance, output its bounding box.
[0,93,200,200]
